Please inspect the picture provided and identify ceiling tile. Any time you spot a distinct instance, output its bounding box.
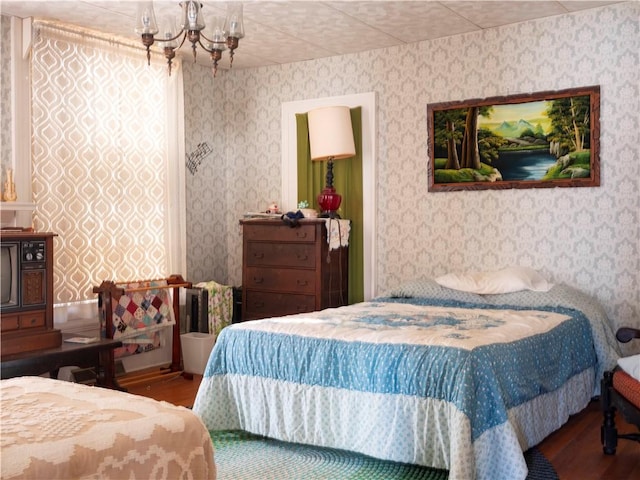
[558,1,622,12]
[445,1,568,29]
[329,1,481,42]
[243,1,402,55]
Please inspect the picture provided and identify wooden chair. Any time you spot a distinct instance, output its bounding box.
[601,327,640,454]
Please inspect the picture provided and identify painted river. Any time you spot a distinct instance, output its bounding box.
[491,150,557,181]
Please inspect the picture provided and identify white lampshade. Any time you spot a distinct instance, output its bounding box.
[308,106,356,161]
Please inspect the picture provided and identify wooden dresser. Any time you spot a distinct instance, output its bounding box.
[241,218,348,321]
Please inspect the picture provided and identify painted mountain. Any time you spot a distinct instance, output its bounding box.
[494,119,537,138]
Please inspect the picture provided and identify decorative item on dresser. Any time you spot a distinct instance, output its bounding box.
[0,231,61,357]
[240,218,349,321]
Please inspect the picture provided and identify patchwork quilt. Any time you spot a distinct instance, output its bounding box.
[101,279,175,357]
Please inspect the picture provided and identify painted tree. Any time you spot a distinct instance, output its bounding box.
[546,95,590,152]
[434,108,466,170]
[478,128,506,165]
[461,106,493,169]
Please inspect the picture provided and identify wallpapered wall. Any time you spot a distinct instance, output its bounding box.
[0,16,12,176]
[186,4,639,336]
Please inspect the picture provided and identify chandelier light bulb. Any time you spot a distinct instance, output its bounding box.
[135,2,159,35]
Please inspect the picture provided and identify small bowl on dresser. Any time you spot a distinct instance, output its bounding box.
[300,208,318,218]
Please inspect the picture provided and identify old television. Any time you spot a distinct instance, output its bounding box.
[1,232,61,358]
[1,242,19,308]
[0,238,47,312]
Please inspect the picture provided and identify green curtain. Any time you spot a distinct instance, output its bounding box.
[296,107,364,304]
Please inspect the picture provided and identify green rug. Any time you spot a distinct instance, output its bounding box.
[211,430,558,480]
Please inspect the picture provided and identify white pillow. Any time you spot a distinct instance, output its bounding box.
[435,267,553,295]
[618,354,640,382]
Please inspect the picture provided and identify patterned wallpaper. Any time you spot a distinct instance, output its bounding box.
[0,16,11,177]
[184,2,639,339]
[182,63,231,284]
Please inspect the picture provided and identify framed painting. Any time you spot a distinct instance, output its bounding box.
[427,86,600,192]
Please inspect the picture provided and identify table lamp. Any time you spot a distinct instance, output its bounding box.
[307,106,356,218]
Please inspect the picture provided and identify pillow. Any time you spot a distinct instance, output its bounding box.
[385,278,489,304]
[434,267,553,295]
[618,354,640,382]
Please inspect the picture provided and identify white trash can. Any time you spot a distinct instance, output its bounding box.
[180,332,215,375]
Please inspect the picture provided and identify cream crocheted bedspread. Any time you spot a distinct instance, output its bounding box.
[0,376,215,479]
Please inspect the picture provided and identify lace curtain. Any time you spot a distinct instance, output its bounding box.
[31,22,186,305]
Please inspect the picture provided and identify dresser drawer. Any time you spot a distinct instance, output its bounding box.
[244,223,317,243]
[244,267,316,294]
[246,242,316,268]
[243,291,316,320]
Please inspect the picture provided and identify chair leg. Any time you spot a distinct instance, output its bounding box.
[601,371,618,455]
[601,407,618,455]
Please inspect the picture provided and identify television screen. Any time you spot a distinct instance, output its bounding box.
[1,245,14,305]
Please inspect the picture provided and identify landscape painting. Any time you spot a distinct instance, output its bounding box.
[427,86,600,191]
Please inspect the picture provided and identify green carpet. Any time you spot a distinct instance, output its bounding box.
[211,430,558,480]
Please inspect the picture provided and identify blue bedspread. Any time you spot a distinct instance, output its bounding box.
[194,283,618,480]
[207,300,594,440]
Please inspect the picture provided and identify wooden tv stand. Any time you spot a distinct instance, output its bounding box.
[0,232,61,358]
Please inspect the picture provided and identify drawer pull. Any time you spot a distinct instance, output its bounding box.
[253,252,264,259]
[297,280,308,286]
[29,317,38,326]
[253,277,264,284]
[254,302,264,308]
[297,254,308,261]
[296,232,308,239]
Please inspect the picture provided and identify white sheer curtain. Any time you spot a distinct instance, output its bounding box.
[30,22,185,307]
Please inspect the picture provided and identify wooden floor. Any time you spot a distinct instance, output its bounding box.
[127,371,639,480]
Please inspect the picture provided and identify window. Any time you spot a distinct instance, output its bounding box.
[30,22,185,307]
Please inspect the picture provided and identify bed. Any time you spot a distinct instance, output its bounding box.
[1,376,216,480]
[193,271,621,480]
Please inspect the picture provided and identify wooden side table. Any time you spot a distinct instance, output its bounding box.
[0,334,123,390]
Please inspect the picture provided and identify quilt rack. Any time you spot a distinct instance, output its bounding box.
[93,274,192,389]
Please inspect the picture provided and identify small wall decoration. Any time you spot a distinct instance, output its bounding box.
[2,167,17,201]
[186,142,213,175]
[427,86,600,192]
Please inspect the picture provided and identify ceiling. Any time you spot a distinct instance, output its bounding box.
[1,1,621,72]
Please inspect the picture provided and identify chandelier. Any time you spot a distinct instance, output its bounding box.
[135,1,245,76]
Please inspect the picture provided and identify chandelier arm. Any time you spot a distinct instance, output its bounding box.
[141,33,154,65]
[153,29,186,44]
[196,37,219,55]
[195,38,224,77]
[176,32,188,50]
[199,30,214,45]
